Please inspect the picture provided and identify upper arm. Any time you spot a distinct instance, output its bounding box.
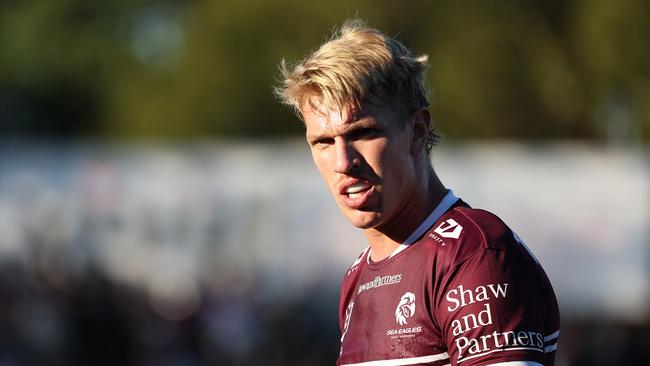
[435,248,559,366]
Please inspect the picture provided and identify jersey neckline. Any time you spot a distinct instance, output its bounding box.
[366,189,459,268]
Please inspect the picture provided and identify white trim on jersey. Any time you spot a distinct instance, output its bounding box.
[350,246,370,268]
[543,329,560,353]
[340,352,449,366]
[485,362,543,366]
[512,231,541,265]
[543,330,560,342]
[457,347,543,363]
[544,344,558,353]
[380,189,459,261]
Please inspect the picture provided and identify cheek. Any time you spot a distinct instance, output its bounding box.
[364,140,390,173]
[311,150,334,181]
[379,141,412,185]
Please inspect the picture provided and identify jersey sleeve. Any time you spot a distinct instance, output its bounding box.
[435,245,559,366]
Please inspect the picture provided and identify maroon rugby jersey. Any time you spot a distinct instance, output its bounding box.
[338,191,560,366]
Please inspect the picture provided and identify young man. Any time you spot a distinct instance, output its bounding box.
[275,19,559,366]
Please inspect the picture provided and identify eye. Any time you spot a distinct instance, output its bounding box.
[349,127,380,140]
[310,137,335,147]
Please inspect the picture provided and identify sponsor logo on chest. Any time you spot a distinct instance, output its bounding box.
[357,274,402,295]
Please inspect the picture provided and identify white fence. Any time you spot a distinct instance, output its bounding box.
[0,141,647,321]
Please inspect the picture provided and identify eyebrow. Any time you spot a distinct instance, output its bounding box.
[307,118,378,143]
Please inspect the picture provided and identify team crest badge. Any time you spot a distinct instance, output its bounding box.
[395,292,416,325]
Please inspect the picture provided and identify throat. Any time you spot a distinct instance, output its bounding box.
[364,231,402,262]
[364,181,449,262]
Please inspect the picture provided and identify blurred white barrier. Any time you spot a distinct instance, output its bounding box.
[0,141,647,322]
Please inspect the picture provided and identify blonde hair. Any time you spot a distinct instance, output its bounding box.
[275,18,440,149]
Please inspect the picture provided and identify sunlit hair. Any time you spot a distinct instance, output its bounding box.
[275,18,441,150]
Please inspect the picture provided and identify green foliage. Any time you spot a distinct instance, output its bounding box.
[0,0,648,143]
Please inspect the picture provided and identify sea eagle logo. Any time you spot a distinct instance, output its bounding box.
[395,292,416,325]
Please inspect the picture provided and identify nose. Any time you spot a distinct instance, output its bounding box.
[334,138,360,174]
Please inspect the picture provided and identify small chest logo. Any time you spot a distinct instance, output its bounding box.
[340,301,354,355]
[434,218,463,239]
[341,301,354,342]
[395,292,416,325]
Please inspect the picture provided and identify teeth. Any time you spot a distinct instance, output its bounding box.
[345,183,369,194]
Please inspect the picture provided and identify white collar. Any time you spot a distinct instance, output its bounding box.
[368,189,459,263]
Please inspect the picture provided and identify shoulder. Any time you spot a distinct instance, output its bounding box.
[338,246,369,328]
[452,206,514,249]
[429,207,560,365]
[429,205,518,267]
[344,246,369,278]
[340,246,369,293]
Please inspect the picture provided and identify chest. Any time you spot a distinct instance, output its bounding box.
[340,258,447,361]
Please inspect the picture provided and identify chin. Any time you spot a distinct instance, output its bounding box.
[345,211,383,229]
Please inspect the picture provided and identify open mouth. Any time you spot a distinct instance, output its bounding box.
[343,182,371,198]
[339,180,374,209]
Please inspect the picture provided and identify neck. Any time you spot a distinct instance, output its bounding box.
[365,171,447,262]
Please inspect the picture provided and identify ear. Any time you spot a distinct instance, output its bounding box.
[409,107,430,156]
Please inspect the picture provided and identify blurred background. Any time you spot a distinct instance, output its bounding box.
[0,0,648,365]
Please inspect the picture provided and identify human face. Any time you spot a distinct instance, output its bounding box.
[303,98,420,231]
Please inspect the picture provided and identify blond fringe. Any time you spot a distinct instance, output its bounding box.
[274,19,440,148]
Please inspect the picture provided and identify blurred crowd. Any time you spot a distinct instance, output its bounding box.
[1,258,648,366]
[0,261,341,366]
